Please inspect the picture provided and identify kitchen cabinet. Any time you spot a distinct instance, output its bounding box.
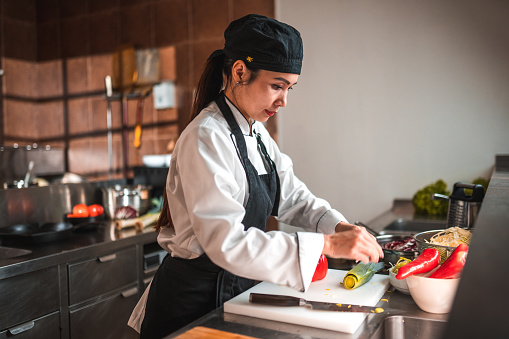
[0,267,60,338]
[67,246,139,339]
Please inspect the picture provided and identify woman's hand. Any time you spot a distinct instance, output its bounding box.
[322,221,384,263]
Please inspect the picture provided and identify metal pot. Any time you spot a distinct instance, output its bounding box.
[376,234,419,267]
[101,185,152,220]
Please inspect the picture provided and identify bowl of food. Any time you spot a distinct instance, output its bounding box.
[389,266,410,294]
[414,227,472,263]
[406,268,460,314]
[377,235,419,267]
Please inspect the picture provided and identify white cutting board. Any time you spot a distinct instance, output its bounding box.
[224,269,389,334]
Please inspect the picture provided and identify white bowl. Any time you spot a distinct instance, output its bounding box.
[406,268,460,314]
[389,269,410,294]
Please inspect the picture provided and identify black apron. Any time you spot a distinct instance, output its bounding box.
[140,94,280,338]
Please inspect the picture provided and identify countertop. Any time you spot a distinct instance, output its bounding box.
[0,221,157,280]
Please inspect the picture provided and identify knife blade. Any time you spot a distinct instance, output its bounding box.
[249,293,387,314]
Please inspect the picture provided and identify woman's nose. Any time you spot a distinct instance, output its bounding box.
[277,92,288,107]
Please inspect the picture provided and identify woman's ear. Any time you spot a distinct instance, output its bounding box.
[232,60,248,83]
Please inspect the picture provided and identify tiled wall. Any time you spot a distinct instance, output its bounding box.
[1,0,275,180]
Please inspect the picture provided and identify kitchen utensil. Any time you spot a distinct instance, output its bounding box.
[23,161,34,188]
[101,185,152,220]
[224,269,389,334]
[354,220,380,236]
[432,182,484,228]
[249,293,388,313]
[104,75,114,179]
[414,228,473,263]
[0,222,73,245]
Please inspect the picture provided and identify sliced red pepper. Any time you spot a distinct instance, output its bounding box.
[395,248,440,280]
[312,254,328,282]
[430,243,469,279]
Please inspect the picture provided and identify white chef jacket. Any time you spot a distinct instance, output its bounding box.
[128,98,347,332]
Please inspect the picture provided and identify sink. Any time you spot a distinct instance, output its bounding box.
[382,218,447,233]
[371,316,447,339]
[0,246,32,260]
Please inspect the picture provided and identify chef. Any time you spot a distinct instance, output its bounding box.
[129,14,383,338]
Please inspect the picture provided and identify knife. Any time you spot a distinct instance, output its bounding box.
[249,293,387,314]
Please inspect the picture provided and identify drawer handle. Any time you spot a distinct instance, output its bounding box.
[8,321,35,335]
[98,253,117,262]
[121,287,139,298]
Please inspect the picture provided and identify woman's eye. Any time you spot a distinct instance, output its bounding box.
[272,84,283,90]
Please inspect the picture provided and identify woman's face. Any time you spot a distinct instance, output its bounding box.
[234,69,299,123]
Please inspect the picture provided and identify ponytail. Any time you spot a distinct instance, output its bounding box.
[190,54,227,122]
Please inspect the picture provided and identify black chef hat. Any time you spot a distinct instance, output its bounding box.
[209,14,303,75]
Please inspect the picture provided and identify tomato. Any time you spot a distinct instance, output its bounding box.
[72,204,89,217]
[312,254,328,282]
[87,204,104,217]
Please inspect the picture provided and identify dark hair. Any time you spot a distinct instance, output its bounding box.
[155,54,259,233]
[190,54,260,122]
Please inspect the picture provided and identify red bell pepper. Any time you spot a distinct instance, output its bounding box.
[312,254,328,282]
[396,248,440,280]
[430,243,469,279]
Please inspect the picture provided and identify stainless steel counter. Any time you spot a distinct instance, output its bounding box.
[0,221,157,279]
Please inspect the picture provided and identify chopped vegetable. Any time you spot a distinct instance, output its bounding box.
[430,243,468,279]
[383,238,417,251]
[343,262,384,290]
[312,254,328,282]
[396,248,440,280]
[428,227,472,247]
[391,257,412,274]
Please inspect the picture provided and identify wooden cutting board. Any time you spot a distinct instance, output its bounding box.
[224,269,390,334]
[174,326,258,338]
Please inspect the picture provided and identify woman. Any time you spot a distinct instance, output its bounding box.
[129,14,383,338]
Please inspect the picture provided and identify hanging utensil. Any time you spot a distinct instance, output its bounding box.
[23,161,35,188]
[104,76,114,178]
[134,96,145,149]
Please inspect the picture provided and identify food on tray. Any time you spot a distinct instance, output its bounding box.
[343,262,384,290]
[396,248,440,280]
[428,227,472,247]
[383,238,417,252]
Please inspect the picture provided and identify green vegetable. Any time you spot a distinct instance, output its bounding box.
[390,257,412,274]
[412,179,450,217]
[343,262,384,290]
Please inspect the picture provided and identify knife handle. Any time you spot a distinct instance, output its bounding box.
[249,293,301,306]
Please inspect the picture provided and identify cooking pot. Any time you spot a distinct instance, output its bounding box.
[101,185,152,220]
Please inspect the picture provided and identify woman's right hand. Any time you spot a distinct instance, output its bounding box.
[322,222,384,263]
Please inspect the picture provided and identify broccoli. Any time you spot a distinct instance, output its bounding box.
[412,179,450,217]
